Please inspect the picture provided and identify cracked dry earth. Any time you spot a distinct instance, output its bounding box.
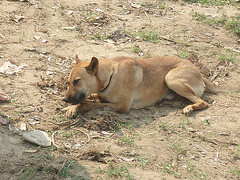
[0,0,240,179]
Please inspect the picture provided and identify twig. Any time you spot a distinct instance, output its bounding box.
[58,160,67,174]
[71,127,91,143]
[159,36,176,43]
[52,131,70,153]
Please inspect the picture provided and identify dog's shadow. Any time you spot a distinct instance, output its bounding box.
[75,94,208,131]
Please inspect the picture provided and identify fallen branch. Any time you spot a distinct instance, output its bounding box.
[52,131,70,153]
[71,127,91,143]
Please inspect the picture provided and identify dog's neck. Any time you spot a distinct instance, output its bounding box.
[95,66,114,93]
[99,73,113,92]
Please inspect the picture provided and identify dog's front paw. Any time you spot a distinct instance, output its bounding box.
[182,105,193,115]
[62,105,80,118]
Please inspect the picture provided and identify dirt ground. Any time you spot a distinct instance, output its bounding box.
[0,0,240,179]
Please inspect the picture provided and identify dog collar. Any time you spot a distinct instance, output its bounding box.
[100,73,113,93]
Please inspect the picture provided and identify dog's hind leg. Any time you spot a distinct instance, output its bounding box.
[165,67,209,114]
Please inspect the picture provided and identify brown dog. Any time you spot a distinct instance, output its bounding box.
[63,56,219,118]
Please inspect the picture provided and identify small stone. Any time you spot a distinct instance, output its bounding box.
[67,10,73,16]
[42,39,48,43]
[20,122,27,131]
[96,8,103,12]
[33,36,40,40]
[23,130,51,147]
[204,33,213,37]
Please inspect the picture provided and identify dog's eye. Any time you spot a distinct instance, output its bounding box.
[73,78,80,86]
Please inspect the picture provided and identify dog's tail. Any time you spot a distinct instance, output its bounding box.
[203,77,222,94]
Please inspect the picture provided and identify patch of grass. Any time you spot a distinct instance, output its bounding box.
[178,115,192,128]
[233,144,240,160]
[138,30,160,43]
[158,121,170,131]
[18,160,89,180]
[60,130,75,140]
[227,166,240,178]
[135,155,150,169]
[168,141,187,155]
[19,32,25,43]
[141,2,154,7]
[59,160,89,179]
[225,14,240,35]
[104,163,134,180]
[185,159,195,173]
[132,45,142,54]
[184,0,237,6]
[51,113,69,123]
[115,122,133,132]
[88,32,110,41]
[163,163,182,178]
[192,12,240,35]
[219,53,236,63]
[125,30,160,43]
[177,49,189,59]
[120,136,135,147]
[59,160,76,178]
[192,12,227,27]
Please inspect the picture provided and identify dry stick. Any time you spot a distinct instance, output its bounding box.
[159,36,176,43]
[52,131,70,153]
[58,160,67,174]
[71,127,91,143]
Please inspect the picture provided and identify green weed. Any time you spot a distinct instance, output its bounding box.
[88,33,110,41]
[58,160,88,179]
[19,32,25,43]
[135,155,150,169]
[168,141,186,155]
[125,30,160,43]
[184,0,237,6]
[192,12,227,27]
[141,2,154,7]
[233,144,240,160]
[138,30,160,43]
[225,14,240,35]
[106,163,134,180]
[163,163,182,178]
[219,53,236,63]
[186,159,195,173]
[120,136,135,147]
[192,12,240,35]
[132,45,142,54]
[178,115,192,128]
[177,49,189,59]
[158,121,169,131]
[227,166,240,178]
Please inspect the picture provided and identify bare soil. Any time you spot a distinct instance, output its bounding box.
[0,0,240,179]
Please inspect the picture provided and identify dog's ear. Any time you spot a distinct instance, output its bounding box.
[86,57,99,73]
[75,55,81,64]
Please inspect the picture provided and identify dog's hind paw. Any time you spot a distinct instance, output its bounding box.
[62,105,79,118]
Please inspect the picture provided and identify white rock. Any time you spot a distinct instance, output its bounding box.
[20,122,27,131]
[33,36,40,40]
[23,130,51,147]
[67,10,73,15]
[96,8,103,12]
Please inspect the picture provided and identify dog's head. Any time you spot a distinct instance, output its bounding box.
[63,55,99,104]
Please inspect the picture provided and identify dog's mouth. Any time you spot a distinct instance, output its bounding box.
[63,92,87,105]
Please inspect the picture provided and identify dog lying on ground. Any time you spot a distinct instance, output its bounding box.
[63,55,219,118]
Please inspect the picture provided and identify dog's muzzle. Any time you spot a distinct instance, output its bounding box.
[63,92,86,104]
